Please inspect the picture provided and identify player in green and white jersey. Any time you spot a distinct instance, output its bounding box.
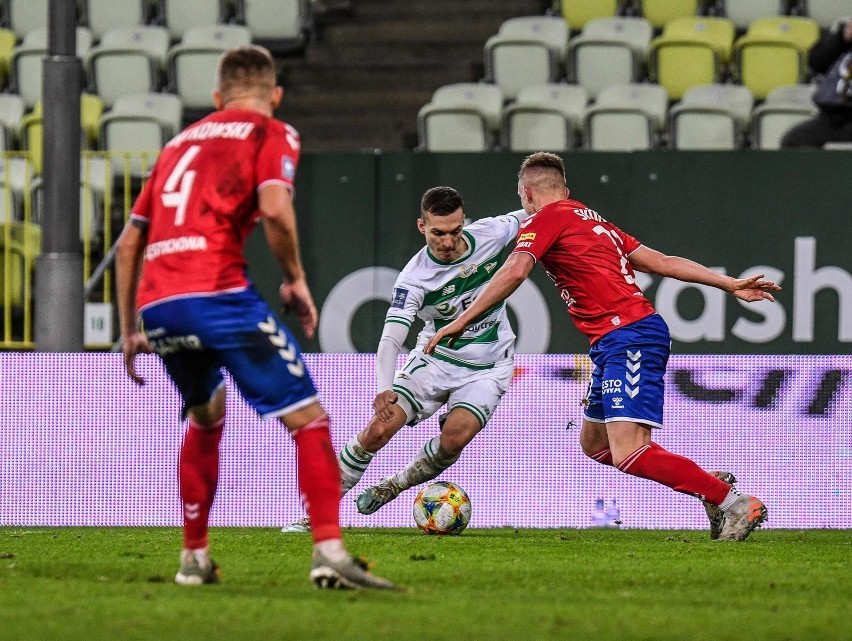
[282,186,525,531]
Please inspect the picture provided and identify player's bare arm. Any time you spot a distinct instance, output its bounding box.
[259,183,318,338]
[425,252,534,353]
[628,246,780,303]
[115,219,152,385]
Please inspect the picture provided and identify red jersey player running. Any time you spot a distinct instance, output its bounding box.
[116,45,394,589]
[426,152,779,541]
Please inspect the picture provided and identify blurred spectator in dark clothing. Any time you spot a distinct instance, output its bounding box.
[781,18,852,148]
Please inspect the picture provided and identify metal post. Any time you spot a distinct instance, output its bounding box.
[35,0,83,351]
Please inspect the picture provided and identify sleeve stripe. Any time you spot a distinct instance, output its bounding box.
[385,318,412,327]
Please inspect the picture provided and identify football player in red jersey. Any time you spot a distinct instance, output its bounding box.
[426,152,780,541]
[115,45,394,589]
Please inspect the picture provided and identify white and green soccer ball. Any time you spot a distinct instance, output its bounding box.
[413,481,471,535]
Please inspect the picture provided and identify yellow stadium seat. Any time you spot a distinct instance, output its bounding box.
[733,16,821,100]
[22,95,102,175]
[649,16,735,99]
[561,0,621,32]
[639,0,701,31]
[0,29,17,90]
[0,220,41,309]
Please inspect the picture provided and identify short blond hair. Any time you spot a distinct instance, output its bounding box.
[518,152,567,192]
[216,45,276,102]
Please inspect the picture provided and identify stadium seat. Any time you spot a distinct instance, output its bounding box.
[715,0,787,32]
[484,16,569,100]
[582,82,669,150]
[804,1,851,29]
[167,24,252,110]
[11,27,94,109]
[21,95,103,174]
[234,0,308,53]
[750,83,817,149]
[638,0,702,31]
[668,83,754,149]
[163,0,225,41]
[99,93,183,176]
[31,178,104,245]
[417,83,503,151]
[86,26,170,108]
[0,29,16,91]
[0,220,41,309]
[733,16,820,100]
[6,0,48,40]
[82,0,149,41]
[649,16,735,100]
[561,0,622,33]
[0,94,25,150]
[567,16,653,99]
[502,83,589,151]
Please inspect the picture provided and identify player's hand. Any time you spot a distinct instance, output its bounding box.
[730,273,781,303]
[372,390,399,423]
[280,278,318,340]
[122,331,152,385]
[423,319,466,354]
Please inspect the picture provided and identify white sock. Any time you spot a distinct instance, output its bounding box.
[719,488,744,512]
[315,538,347,562]
[392,436,460,490]
[338,434,373,494]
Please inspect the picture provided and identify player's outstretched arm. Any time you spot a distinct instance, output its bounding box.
[259,184,318,338]
[628,246,780,302]
[425,253,534,354]
[115,220,152,385]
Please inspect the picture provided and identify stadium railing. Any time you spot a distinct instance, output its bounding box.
[0,149,155,351]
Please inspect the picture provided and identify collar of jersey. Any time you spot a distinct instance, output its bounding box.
[426,230,476,265]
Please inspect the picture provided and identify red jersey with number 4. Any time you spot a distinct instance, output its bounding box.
[131,109,300,310]
[512,198,656,344]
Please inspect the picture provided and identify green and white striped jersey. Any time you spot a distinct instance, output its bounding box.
[386,212,525,370]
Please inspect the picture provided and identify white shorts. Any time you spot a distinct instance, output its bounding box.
[391,351,514,429]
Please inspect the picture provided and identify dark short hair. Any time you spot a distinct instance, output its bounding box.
[216,45,276,100]
[518,152,566,185]
[420,186,464,218]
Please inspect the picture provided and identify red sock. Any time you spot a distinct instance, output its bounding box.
[587,446,614,466]
[616,442,730,505]
[291,414,341,543]
[179,416,224,550]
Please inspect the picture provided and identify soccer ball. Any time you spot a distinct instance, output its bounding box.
[413,481,471,535]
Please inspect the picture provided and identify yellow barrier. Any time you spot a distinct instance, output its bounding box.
[0,150,157,350]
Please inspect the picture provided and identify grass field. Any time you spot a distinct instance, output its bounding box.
[0,527,849,641]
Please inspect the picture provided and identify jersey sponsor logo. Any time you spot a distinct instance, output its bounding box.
[602,379,622,394]
[517,241,533,249]
[149,334,203,356]
[518,232,536,242]
[611,316,621,326]
[611,397,624,409]
[391,287,409,308]
[166,121,255,147]
[466,318,496,333]
[145,235,208,260]
[435,301,457,317]
[484,261,498,273]
[441,284,456,296]
[574,207,606,222]
[282,156,296,180]
[459,264,477,278]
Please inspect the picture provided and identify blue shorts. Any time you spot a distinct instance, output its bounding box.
[583,314,670,429]
[141,289,318,420]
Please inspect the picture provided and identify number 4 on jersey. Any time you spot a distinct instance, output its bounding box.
[161,145,201,226]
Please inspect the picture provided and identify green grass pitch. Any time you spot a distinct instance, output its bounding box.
[1,527,849,641]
